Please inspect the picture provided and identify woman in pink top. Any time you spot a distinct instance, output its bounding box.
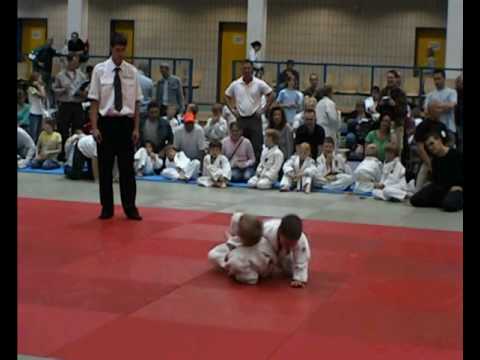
[221,122,256,182]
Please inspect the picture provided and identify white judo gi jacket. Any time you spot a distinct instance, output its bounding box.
[314,153,354,190]
[353,156,382,193]
[372,157,414,201]
[208,213,277,284]
[262,218,311,283]
[161,151,200,180]
[255,145,284,181]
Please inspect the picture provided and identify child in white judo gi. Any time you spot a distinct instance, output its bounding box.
[262,214,311,288]
[372,143,415,201]
[353,143,383,194]
[204,103,229,144]
[208,213,277,285]
[134,141,163,176]
[161,145,200,181]
[197,140,231,188]
[248,129,285,190]
[314,137,354,191]
[280,142,316,193]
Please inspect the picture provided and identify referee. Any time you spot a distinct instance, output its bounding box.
[88,33,143,220]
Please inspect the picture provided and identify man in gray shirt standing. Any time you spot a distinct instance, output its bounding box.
[424,69,458,144]
[52,54,88,160]
[156,62,185,116]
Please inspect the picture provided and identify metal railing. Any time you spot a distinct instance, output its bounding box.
[232,59,463,97]
[18,54,195,103]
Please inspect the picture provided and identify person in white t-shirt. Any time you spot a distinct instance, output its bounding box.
[248,41,263,76]
[225,60,274,164]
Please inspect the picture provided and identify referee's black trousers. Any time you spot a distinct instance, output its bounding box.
[97,116,137,214]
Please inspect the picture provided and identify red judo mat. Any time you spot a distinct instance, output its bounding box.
[18,197,463,360]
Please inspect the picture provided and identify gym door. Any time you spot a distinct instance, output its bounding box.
[111,20,135,61]
[217,22,247,102]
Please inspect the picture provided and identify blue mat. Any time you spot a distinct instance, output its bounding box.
[17,166,372,197]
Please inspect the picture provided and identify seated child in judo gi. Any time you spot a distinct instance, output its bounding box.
[372,142,415,201]
[197,140,231,188]
[279,142,316,193]
[248,129,285,190]
[353,143,383,194]
[134,141,163,176]
[160,145,201,181]
[313,136,354,191]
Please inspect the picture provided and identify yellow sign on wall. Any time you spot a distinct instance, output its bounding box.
[416,28,446,69]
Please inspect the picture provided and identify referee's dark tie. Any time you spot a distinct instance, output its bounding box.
[114,67,122,112]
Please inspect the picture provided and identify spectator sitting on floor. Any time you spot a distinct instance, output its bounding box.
[140,101,174,157]
[313,137,354,191]
[134,141,163,177]
[163,104,182,133]
[205,103,228,144]
[31,119,62,170]
[410,131,463,212]
[276,76,304,126]
[197,140,232,188]
[161,145,201,181]
[344,101,374,158]
[292,96,317,130]
[413,101,450,191]
[222,122,256,183]
[248,129,284,190]
[173,112,206,162]
[364,113,394,162]
[17,89,30,131]
[17,125,36,168]
[303,73,322,101]
[295,108,325,159]
[372,143,415,202]
[27,72,47,142]
[185,103,199,120]
[268,105,295,160]
[352,143,382,194]
[279,142,316,193]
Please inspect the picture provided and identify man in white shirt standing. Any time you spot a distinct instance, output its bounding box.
[225,60,274,164]
[88,33,143,221]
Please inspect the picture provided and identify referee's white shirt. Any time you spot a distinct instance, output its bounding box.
[225,76,272,117]
[88,57,143,117]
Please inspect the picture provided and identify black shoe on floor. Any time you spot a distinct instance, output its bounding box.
[98,210,114,220]
[126,211,142,221]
